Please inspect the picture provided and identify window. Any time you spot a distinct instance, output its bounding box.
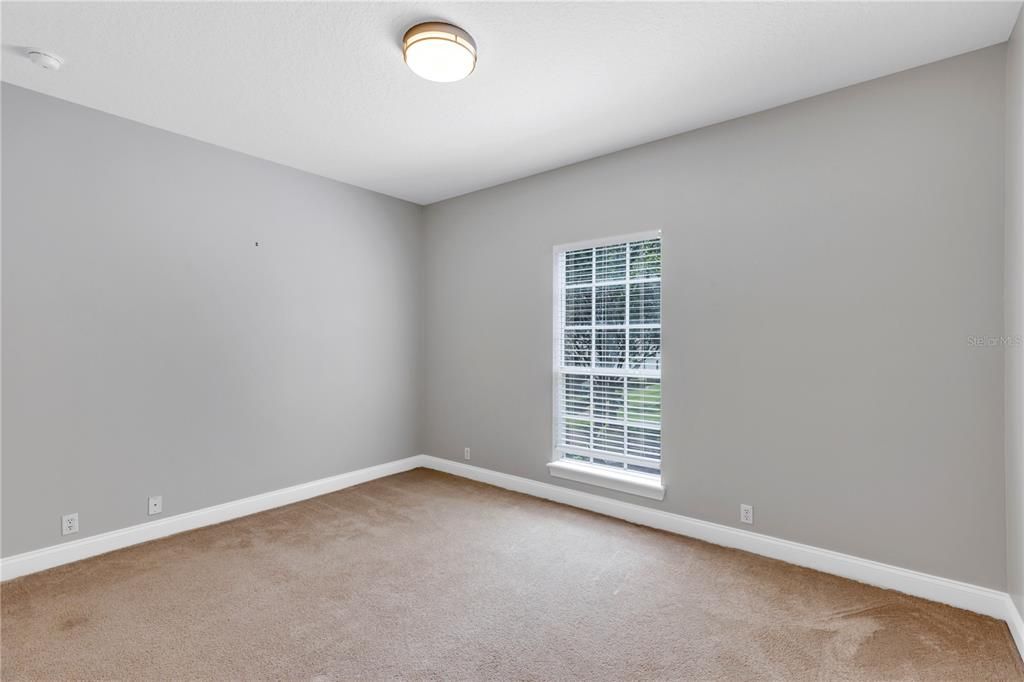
[550,232,663,500]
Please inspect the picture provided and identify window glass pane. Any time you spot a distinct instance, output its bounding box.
[565,249,593,285]
[563,375,591,416]
[629,281,660,324]
[595,330,625,368]
[595,284,626,324]
[564,287,593,326]
[627,425,661,458]
[627,378,661,423]
[592,458,626,470]
[593,376,624,420]
[629,239,661,279]
[563,418,590,449]
[592,421,625,454]
[628,329,660,370]
[595,244,627,281]
[563,331,592,367]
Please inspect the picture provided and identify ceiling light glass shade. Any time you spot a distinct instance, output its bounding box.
[403,22,476,83]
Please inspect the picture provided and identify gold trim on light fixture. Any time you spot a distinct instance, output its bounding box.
[403,22,477,82]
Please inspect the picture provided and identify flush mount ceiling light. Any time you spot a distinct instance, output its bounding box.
[403,22,476,83]
[27,50,64,71]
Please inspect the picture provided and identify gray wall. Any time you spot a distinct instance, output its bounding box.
[1006,6,1024,615]
[2,44,1014,593]
[1,84,422,557]
[421,46,1008,589]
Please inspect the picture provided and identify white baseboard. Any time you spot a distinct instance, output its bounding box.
[416,455,1017,630]
[0,456,422,581]
[1006,595,1024,663]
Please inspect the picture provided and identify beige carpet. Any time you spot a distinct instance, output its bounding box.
[2,469,1021,680]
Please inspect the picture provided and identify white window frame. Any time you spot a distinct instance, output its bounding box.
[548,230,665,501]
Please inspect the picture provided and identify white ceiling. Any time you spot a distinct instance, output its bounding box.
[2,2,1021,205]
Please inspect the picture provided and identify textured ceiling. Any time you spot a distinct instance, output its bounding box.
[2,2,1021,204]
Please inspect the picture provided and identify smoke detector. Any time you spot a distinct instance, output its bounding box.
[28,50,64,71]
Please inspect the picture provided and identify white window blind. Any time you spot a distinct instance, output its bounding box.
[554,234,662,478]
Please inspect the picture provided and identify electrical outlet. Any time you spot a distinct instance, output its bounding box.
[464,447,471,460]
[61,513,79,536]
[740,504,753,525]
[148,495,163,516]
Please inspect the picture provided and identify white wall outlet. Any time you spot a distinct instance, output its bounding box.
[148,495,163,516]
[740,504,754,525]
[464,447,471,460]
[61,512,79,536]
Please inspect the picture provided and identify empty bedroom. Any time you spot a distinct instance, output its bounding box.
[2,1,1024,679]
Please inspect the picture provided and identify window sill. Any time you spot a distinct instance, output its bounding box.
[546,460,665,501]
